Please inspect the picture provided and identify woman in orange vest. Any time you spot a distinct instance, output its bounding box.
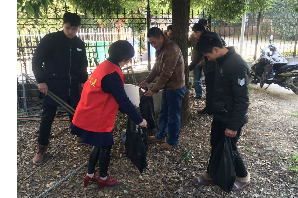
[71,40,147,190]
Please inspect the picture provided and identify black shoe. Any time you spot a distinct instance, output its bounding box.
[197,108,207,114]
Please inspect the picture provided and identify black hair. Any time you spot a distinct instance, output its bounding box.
[196,32,224,54]
[147,27,164,38]
[108,40,135,62]
[198,18,208,26]
[192,22,205,32]
[167,25,172,31]
[63,12,81,27]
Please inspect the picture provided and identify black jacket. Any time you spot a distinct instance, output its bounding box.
[32,31,88,106]
[212,47,250,131]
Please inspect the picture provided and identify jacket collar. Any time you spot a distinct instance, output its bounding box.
[107,57,121,67]
[216,47,235,65]
[59,30,77,41]
[158,36,170,52]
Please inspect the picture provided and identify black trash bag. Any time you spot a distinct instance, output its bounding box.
[139,88,156,130]
[208,136,236,193]
[125,118,148,173]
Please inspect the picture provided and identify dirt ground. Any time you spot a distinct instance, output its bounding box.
[17,84,298,198]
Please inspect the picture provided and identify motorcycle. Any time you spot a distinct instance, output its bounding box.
[250,35,298,95]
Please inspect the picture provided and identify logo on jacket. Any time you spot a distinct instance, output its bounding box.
[238,78,245,86]
[77,48,82,51]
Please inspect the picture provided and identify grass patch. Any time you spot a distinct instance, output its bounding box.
[182,149,194,164]
[288,154,298,173]
[291,112,298,117]
[244,146,254,153]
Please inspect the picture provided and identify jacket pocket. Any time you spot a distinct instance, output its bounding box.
[213,101,227,115]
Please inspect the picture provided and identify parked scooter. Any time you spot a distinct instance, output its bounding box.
[250,35,298,94]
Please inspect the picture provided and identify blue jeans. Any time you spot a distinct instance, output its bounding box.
[155,86,186,145]
[193,66,203,98]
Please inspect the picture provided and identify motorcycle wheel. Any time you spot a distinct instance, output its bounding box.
[250,71,259,84]
[260,63,272,88]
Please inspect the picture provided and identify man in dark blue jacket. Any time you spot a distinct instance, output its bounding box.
[192,32,251,191]
[32,12,88,164]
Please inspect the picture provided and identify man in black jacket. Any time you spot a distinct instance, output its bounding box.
[32,12,88,164]
[192,32,250,191]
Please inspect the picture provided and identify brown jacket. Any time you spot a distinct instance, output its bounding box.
[145,37,185,93]
[188,33,205,67]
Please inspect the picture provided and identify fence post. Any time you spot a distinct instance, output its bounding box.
[239,11,246,57]
[293,17,298,57]
[147,0,151,70]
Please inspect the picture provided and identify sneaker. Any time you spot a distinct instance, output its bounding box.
[83,173,99,187]
[32,145,47,165]
[97,175,118,190]
[192,171,214,186]
[232,172,250,191]
[148,136,166,143]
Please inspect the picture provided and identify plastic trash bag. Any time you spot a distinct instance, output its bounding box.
[208,136,236,193]
[139,88,156,130]
[125,118,148,173]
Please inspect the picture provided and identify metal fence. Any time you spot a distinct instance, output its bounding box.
[17,4,298,110]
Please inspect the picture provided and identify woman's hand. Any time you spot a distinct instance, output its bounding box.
[139,119,147,128]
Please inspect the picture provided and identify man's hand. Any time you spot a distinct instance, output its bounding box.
[225,128,237,137]
[38,83,48,95]
[188,64,196,71]
[139,81,148,88]
[144,90,154,97]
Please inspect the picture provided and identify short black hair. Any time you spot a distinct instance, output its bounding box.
[198,18,208,26]
[147,27,164,39]
[108,40,135,62]
[196,32,224,54]
[63,12,81,27]
[192,22,205,32]
[167,25,172,31]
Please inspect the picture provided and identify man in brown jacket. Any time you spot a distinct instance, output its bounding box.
[140,27,186,149]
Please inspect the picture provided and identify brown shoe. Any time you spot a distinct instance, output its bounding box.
[32,145,47,165]
[148,136,166,143]
[161,142,172,149]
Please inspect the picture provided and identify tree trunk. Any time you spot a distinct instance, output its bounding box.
[172,0,190,127]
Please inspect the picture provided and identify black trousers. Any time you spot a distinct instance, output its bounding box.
[88,146,112,177]
[38,100,74,146]
[205,71,215,115]
[207,120,247,178]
